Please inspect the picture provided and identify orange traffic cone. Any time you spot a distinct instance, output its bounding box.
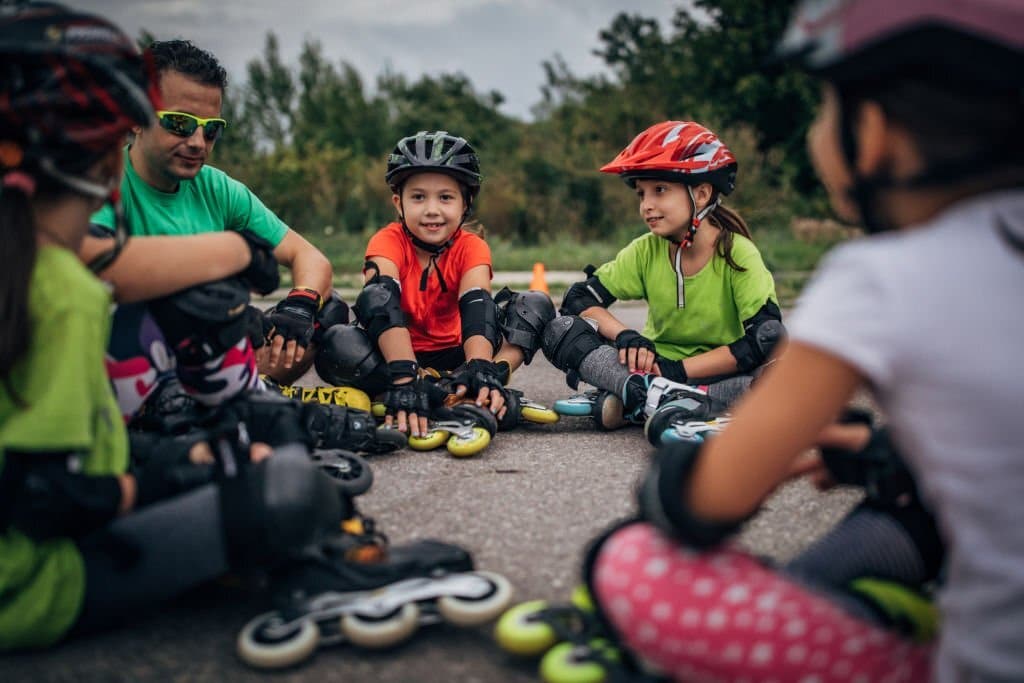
[529,262,549,294]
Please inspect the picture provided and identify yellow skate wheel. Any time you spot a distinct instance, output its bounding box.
[494,600,558,656]
[447,426,491,457]
[330,386,371,411]
[540,640,617,683]
[408,429,449,451]
[371,402,387,419]
[569,585,594,611]
[521,405,559,425]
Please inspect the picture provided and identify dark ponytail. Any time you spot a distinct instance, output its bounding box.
[707,202,753,272]
[0,187,37,402]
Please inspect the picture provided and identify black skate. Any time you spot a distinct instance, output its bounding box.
[236,538,513,669]
[303,402,407,455]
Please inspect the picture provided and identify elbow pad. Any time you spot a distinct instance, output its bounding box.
[560,270,616,317]
[459,288,501,353]
[2,452,121,540]
[728,301,785,373]
[636,441,745,549]
[353,275,406,340]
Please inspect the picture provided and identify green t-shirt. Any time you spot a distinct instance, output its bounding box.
[90,149,288,246]
[0,247,128,650]
[595,232,778,360]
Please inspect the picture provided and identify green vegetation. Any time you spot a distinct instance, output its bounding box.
[153,1,851,293]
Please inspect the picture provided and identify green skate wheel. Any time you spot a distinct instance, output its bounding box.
[371,402,387,419]
[553,394,595,417]
[494,600,559,656]
[447,426,491,457]
[522,403,559,424]
[569,585,593,611]
[237,611,319,670]
[409,429,449,451]
[540,640,616,683]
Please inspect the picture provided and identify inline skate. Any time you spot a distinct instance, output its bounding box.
[495,586,666,683]
[237,537,513,669]
[263,376,373,413]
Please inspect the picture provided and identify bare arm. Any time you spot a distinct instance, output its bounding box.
[273,228,333,298]
[687,341,863,520]
[83,232,250,303]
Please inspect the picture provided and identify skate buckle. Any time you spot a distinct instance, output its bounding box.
[644,376,708,419]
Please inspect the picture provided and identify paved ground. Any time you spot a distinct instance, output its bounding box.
[2,304,861,683]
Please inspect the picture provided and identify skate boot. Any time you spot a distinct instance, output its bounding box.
[129,376,207,436]
[262,376,373,413]
[553,373,652,431]
[642,377,723,447]
[236,537,513,669]
[495,586,667,683]
[303,402,407,455]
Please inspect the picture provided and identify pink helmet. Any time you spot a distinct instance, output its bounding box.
[775,0,1023,87]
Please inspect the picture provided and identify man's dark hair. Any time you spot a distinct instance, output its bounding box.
[149,39,228,90]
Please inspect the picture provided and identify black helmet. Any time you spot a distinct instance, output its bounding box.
[385,130,482,196]
[774,0,1023,89]
[0,1,160,182]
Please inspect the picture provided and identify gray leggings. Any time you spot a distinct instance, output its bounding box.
[73,484,229,635]
[577,343,755,409]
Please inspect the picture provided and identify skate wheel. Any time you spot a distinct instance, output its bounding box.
[450,403,499,436]
[409,429,449,451]
[331,386,372,412]
[340,602,420,648]
[553,395,595,417]
[371,402,387,419]
[494,600,559,656]
[312,449,374,496]
[446,426,491,457]
[237,611,319,670]
[521,404,559,425]
[437,571,514,627]
[643,405,687,446]
[367,426,409,454]
[540,640,616,683]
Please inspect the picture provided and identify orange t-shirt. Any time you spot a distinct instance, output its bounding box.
[365,222,493,352]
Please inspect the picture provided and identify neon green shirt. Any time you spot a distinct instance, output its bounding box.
[0,247,128,650]
[595,232,778,360]
[90,149,288,246]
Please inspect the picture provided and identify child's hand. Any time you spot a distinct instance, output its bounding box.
[615,329,657,373]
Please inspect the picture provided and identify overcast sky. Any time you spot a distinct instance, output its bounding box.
[76,0,684,120]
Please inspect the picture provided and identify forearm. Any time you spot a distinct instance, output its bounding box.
[678,346,740,381]
[463,335,495,361]
[377,327,417,364]
[579,306,627,341]
[288,249,333,298]
[88,233,250,303]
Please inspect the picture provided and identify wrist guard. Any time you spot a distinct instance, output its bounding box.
[615,329,656,354]
[268,288,321,347]
[637,441,744,549]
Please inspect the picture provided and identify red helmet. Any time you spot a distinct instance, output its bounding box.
[0,2,161,179]
[600,121,738,196]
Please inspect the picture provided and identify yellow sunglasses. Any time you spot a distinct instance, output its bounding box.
[155,110,227,141]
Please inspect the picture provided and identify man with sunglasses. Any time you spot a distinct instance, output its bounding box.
[87,40,334,387]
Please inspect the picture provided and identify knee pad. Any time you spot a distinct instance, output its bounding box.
[149,277,250,366]
[496,288,556,363]
[353,276,405,340]
[218,445,344,568]
[312,291,351,345]
[459,288,501,353]
[314,324,390,395]
[541,315,603,374]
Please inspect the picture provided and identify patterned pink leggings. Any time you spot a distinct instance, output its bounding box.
[592,522,933,683]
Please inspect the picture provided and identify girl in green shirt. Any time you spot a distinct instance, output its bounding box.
[543,121,783,437]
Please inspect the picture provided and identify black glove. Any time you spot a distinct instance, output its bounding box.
[655,354,688,383]
[132,437,215,508]
[267,288,321,348]
[380,377,445,418]
[637,441,744,549]
[615,329,656,354]
[446,358,506,396]
[236,231,280,295]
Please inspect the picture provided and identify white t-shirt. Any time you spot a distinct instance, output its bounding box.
[788,190,1024,682]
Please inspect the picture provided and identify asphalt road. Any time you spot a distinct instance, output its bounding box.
[2,304,861,683]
